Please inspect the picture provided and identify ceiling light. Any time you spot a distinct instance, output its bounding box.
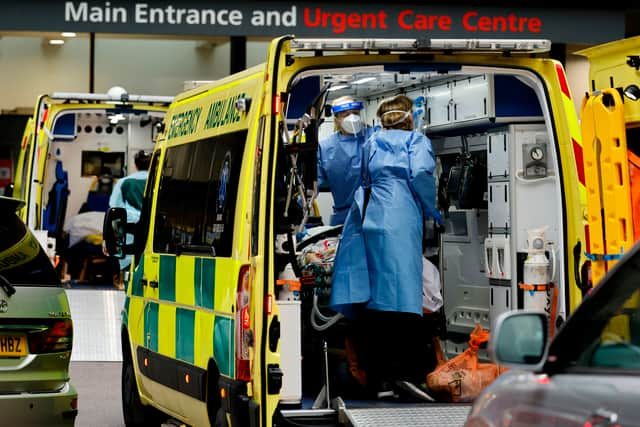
[61,32,77,38]
[109,113,126,124]
[49,39,65,45]
[352,77,376,85]
[327,84,349,92]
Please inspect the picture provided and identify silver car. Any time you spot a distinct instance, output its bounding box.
[466,241,640,427]
[0,196,78,426]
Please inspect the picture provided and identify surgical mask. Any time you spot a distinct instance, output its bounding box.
[340,114,362,135]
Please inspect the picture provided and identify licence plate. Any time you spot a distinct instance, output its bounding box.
[0,334,27,356]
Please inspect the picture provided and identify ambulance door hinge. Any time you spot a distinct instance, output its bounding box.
[267,364,283,394]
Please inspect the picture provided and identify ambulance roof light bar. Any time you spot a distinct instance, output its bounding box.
[290,38,551,53]
[48,92,174,104]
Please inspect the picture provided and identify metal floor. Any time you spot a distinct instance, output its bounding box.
[344,404,471,427]
[67,288,125,361]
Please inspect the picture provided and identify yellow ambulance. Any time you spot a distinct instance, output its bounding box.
[103,36,587,426]
[12,88,172,284]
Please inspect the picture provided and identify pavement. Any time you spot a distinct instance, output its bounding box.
[70,361,125,427]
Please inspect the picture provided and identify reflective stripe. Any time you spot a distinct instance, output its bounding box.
[159,255,176,302]
[131,257,145,297]
[213,316,234,378]
[195,258,216,310]
[144,302,159,352]
[176,308,195,363]
[194,311,214,368]
[176,256,195,306]
[159,304,176,357]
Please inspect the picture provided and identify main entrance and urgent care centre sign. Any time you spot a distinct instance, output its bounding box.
[0,2,624,45]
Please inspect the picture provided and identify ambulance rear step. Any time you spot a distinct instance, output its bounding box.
[279,401,472,426]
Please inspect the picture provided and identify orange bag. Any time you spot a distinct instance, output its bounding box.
[426,324,506,402]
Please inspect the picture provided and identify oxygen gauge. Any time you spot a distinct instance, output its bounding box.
[523,141,547,178]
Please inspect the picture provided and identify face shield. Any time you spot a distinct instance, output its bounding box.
[332,100,368,136]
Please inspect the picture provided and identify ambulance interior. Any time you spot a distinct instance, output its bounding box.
[38,105,165,283]
[274,62,567,406]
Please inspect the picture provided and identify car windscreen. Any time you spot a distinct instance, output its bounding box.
[549,240,640,371]
[0,200,60,286]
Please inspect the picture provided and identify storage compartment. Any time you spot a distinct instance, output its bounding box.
[425,74,543,132]
[276,300,302,405]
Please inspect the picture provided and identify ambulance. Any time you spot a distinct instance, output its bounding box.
[103,36,587,426]
[12,88,173,285]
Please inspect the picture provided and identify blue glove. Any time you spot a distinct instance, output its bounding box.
[431,209,443,226]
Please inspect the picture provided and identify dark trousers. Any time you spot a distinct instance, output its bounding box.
[355,308,432,390]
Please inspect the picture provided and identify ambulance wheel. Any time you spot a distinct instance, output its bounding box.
[214,408,228,427]
[206,360,224,426]
[122,347,164,426]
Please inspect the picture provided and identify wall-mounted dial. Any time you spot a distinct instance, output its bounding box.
[530,146,544,161]
[523,142,547,178]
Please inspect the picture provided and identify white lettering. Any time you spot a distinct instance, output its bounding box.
[150,7,164,23]
[283,6,296,27]
[251,7,297,27]
[187,9,202,24]
[66,1,127,23]
[65,1,87,22]
[133,4,243,26]
[229,10,242,25]
[251,11,265,26]
[218,10,229,26]
[135,3,148,23]
[166,5,176,24]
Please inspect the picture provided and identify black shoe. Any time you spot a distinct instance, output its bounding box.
[394,380,435,402]
[376,381,399,401]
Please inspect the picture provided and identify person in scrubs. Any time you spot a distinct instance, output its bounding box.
[330,94,441,401]
[318,96,374,225]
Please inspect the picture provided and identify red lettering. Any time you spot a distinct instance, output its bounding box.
[438,15,452,30]
[303,7,321,27]
[378,11,388,29]
[398,9,413,30]
[398,10,451,31]
[347,13,361,31]
[303,7,388,33]
[477,16,492,32]
[528,17,541,32]
[463,11,541,33]
[323,12,332,28]
[462,11,478,31]
[331,13,346,34]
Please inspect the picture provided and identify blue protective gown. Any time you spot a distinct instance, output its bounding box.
[109,170,149,270]
[318,127,374,225]
[329,129,437,317]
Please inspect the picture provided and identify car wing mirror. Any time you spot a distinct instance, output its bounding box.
[102,207,128,259]
[489,311,549,371]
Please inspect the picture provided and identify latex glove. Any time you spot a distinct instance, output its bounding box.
[431,209,444,226]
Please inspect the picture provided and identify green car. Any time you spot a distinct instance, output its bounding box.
[0,196,77,426]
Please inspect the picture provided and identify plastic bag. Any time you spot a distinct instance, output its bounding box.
[426,324,506,402]
[422,257,443,312]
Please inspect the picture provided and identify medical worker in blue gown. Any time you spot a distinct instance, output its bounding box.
[330,94,442,401]
[318,96,374,225]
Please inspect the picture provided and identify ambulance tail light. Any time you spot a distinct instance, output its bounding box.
[235,265,252,381]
